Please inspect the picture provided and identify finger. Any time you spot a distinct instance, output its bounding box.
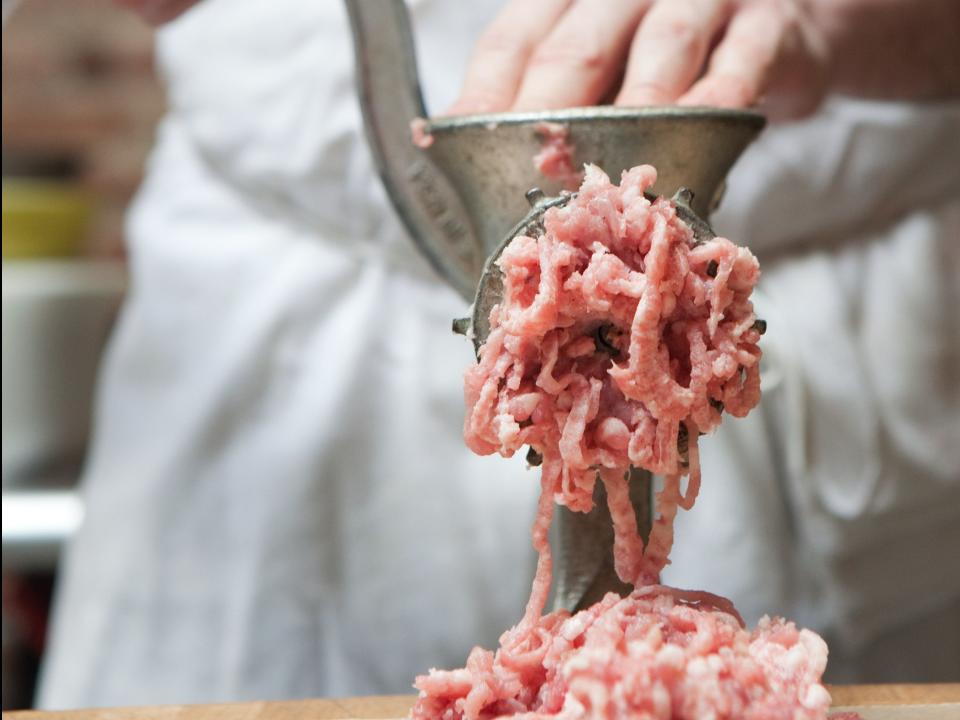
[511,0,652,111]
[448,0,572,115]
[116,0,198,25]
[616,0,734,106]
[678,2,783,108]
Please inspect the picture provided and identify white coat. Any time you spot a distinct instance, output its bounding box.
[38,0,960,708]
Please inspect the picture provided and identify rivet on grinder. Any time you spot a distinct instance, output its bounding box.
[452,317,471,336]
[526,187,545,206]
[673,187,695,207]
[526,447,543,467]
[595,324,622,358]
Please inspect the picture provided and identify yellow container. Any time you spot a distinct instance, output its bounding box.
[2,179,94,260]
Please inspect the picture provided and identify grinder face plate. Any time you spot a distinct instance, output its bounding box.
[456,187,716,613]
[465,187,716,354]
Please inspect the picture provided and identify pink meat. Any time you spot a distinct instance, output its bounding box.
[463,163,762,585]
[533,123,583,191]
[412,588,831,720]
[412,165,831,720]
[411,117,434,149]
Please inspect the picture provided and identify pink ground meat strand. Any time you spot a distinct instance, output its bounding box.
[533,123,583,191]
[411,165,830,719]
[412,588,831,720]
[463,163,761,586]
[411,117,435,149]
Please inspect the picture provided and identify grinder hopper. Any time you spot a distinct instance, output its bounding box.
[345,0,765,611]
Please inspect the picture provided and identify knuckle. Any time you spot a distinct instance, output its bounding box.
[755,0,801,34]
[622,80,673,103]
[729,37,772,67]
[772,0,799,24]
[527,39,607,74]
[655,15,703,54]
[707,74,756,105]
[474,28,527,60]
[457,89,510,113]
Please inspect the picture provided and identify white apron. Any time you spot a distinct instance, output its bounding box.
[39,0,960,708]
[665,98,960,683]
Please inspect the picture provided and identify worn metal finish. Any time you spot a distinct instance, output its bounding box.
[551,469,652,612]
[345,0,765,615]
[344,0,482,299]
[424,107,763,276]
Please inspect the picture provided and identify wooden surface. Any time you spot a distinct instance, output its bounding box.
[829,684,960,705]
[6,685,959,719]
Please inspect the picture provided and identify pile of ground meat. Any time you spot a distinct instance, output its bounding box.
[411,165,830,719]
[414,587,830,720]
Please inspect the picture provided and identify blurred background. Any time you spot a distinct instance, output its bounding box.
[2,0,162,708]
[3,0,958,712]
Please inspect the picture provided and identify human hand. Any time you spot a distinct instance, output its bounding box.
[115,0,199,25]
[449,0,831,120]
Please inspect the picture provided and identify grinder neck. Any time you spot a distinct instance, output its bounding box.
[344,0,482,300]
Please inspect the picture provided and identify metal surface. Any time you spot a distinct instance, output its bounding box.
[425,106,763,277]
[344,0,482,299]
[345,0,765,614]
[551,469,652,612]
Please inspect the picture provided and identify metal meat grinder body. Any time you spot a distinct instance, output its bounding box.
[344,0,764,612]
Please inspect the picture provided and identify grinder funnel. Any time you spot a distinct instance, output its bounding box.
[346,0,765,299]
[346,0,766,614]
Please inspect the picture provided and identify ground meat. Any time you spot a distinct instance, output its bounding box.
[533,123,583,190]
[413,588,831,720]
[463,163,762,586]
[411,165,828,720]
[411,117,434,148]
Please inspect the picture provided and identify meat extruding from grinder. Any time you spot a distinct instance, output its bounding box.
[412,165,829,719]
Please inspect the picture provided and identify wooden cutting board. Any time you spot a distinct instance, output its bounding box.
[828,684,960,719]
[5,685,959,719]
